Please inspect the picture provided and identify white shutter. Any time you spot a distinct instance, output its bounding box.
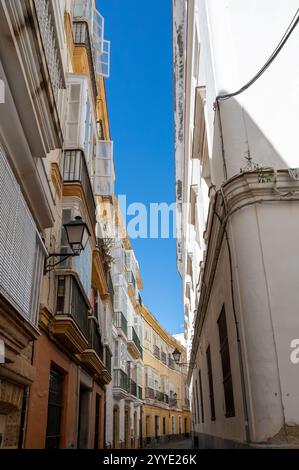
[113,286,127,317]
[120,340,127,371]
[0,145,46,325]
[94,140,114,196]
[65,83,81,146]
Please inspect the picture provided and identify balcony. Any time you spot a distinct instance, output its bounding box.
[113,369,128,400]
[169,397,178,408]
[105,346,112,374]
[145,387,155,400]
[184,398,190,409]
[153,345,160,360]
[128,327,142,359]
[129,378,137,398]
[113,312,128,337]
[50,274,90,354]
[73,0,110,79]
[34,0,65,103]
[62,150,96,230]
[72,21,97,99]
[161,352,167,364]
[80,318,111,385]
[154,390,164,402]
[125,271,136,290]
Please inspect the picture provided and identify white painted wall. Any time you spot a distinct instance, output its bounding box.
[173,0,299,447]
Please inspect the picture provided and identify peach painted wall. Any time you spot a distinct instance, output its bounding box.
[24,332,79,449]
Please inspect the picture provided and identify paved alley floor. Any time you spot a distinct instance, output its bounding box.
[153,438,192,449]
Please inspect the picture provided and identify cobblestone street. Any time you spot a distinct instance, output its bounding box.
[153,438,192,450]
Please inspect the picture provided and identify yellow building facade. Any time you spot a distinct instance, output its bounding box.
[141,306,190,446]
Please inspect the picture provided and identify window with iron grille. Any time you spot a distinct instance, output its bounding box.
[45,367,65,449]
[206,346,216,421]
[218,306,235,418]
[198,370,204,423]
[194,380,200,424]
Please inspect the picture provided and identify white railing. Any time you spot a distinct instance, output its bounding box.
[113,285,127,317]
[0,145,47,327]
[34,0,65,101]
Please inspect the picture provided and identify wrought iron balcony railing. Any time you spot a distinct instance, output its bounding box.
[62,150,96,229]
[169,397,178,407]
[113,312,128,337]
[145,387,155,399]
[56,274,90,340]
[129,378,137,397]
[154,390,164,402]
[88,318,103,361]
[72,21,98,98]
[34,0,65,102]
[153,345,160,360]
[105,346,112,373]
[128,327,142,356]
[113,369,128,392]
[161,351,167,364]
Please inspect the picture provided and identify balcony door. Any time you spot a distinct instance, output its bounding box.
[77,384,91,449]
[45,367,65,449]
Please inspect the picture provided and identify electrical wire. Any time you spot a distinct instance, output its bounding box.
[217,8,299,102]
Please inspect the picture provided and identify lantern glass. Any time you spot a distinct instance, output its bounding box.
[64,216,90,253]
[172,348,181,364]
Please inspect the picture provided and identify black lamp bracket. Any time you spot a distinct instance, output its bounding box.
[44,252,80,274]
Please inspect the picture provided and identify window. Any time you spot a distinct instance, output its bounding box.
[146,416,150,437]
[193,29,200,81]
[198,370,204,423]
[171,415,175,434]
[206,346,216,421]
[218,306,235,417]
[45,367,65,449]
[163,417,166,435]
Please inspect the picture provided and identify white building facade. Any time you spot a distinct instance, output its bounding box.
[173,0,299,448]
[98,200,144,449]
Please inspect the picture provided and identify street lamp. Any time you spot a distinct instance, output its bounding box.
[172,348,196,367]
[172,348,181,364]
[44,216,90,273]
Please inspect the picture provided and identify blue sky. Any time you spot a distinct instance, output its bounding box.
[97,0,183,334]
